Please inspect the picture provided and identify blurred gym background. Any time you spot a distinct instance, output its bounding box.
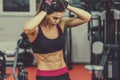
[0,0,120,80]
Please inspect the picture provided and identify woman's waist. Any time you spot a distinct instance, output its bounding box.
[37,60,66,70]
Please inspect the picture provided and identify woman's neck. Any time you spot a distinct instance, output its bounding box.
[41,21,56,29]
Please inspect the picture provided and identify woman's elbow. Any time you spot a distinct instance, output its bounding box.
[24,25,36,35]
[23,25,31,35]
[85,14,92,23]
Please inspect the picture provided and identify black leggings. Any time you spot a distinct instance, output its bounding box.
[36,73,71,80]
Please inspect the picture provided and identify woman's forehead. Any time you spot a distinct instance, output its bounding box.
[50,12,64,17]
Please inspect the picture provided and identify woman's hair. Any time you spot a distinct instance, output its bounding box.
[36,0,66,15]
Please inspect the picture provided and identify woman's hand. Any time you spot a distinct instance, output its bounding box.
[41,0,52,13]
[61,0,69,8]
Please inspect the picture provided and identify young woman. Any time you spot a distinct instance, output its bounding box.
[24,0,91,80]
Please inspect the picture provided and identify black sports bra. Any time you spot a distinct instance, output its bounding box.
[31,25,65,54]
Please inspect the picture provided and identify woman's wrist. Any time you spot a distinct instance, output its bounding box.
[40,11,47,15]
[66,5,73,11]
[66,5,70,9]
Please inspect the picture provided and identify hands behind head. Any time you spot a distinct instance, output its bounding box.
[41,0,52,13]
[41,0,56,14]
[41,0,69,14]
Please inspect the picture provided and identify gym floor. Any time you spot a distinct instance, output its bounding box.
[4,64,91,80]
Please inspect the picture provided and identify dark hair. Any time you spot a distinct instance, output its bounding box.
[36,0,66,15]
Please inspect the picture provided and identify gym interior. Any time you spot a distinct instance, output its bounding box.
[0,0,120,80]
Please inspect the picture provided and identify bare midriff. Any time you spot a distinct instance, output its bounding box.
[34,50,66,70]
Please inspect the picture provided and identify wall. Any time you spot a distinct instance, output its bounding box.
[71,24,90,63]
[0,16,32,51]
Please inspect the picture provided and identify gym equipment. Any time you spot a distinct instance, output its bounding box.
[18,51,34,67]
[18,65,28,80]
[0,51,10,80]
[87,0,120,79]
[97,44,120,80]
[64,27,72,70]
[0,51,6,80]
[13,33,34,80]
[88,14,103,64]
[85,41,120,80]
[85,41,104,80]
[101,0,120,79]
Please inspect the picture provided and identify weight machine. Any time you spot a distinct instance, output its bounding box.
[0,51,6,80]
[86,0,120,80]
[13,33,34,80]
[101,0,120,79]
[0,51,11,80]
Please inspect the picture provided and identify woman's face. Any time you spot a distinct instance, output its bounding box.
[45,12,65,26]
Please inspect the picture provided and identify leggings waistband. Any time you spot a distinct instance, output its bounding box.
[36,67,68,76]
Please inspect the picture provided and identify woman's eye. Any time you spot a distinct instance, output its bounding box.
[53,17,58,19]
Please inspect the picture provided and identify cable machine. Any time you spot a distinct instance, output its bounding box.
[101,0,120,79]
[87,0,120,80]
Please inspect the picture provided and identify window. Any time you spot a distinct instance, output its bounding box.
[0,0,36,16]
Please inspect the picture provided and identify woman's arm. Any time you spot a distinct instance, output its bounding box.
[24,11,47,35]
[62,5,92,27]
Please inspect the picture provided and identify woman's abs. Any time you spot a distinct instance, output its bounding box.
[34,50,66,70]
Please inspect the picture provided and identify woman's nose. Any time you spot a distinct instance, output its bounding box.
[55,19,60,23]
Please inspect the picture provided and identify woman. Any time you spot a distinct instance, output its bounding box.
[24,0,91,80]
